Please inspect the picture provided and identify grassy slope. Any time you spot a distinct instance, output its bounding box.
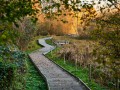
[45,39,56,46]
[26,36,46,53]
[45,37,108,90]
[25,35,48,90]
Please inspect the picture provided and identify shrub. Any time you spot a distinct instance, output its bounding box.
[0,46,27,90]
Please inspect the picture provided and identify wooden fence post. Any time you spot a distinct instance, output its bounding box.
[89,64,92,82]
[64,53,66,64]
[75,54,78,71]
[76,58,77,71]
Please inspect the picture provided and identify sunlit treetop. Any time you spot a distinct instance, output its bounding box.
[40,0,119,23]
[0,0,119,23]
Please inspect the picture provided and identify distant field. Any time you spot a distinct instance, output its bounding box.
[52,35,98,53]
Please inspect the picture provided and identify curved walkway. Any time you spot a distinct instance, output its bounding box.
[29,37,90,90]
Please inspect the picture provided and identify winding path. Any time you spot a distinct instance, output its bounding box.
[29,37,90,90]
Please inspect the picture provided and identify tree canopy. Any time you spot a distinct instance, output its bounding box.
[0,0,119,23]
[0,0,35,22]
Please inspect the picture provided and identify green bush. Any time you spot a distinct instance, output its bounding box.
[0,46,27,90]
[90,13,120,89]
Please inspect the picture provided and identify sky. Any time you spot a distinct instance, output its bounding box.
[41,0,120,11]
[70,0,117,10]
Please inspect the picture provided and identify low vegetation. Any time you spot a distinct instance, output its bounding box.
[45,38,106,89]
[0,46,27,90]
[25,57,47,90]
[46,47,107,90]
[26,36,45,53]
[0,14,48,89]
[48,13,120,90]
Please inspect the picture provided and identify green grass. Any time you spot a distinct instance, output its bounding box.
[45,39,56,46]
[25,35,48,90]
[26,36,46,53]
[25,58,47,90]
[25,36,107,90]
[46,48,108,90]
[45,37,109,90]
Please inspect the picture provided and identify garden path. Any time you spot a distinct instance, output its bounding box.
[29,37,89,90]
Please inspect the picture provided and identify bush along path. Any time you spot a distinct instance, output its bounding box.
[29,37,90,90]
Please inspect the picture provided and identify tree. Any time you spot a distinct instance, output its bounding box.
[0,0,38,22]
[91,13,120,89]
[0,0,119,26]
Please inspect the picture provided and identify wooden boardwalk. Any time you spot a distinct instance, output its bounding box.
[29,37,90,90]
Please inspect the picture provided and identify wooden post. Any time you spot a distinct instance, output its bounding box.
[75,56,78,71]
[80,53,82,66]
[64,53,66,64]
[74,54,78,71]
[89,64,92,82]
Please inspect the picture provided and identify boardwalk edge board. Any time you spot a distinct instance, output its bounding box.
[43,37,91,90]
[44,54,91,90]
[28,55,50,90]
[29,37,91,90]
